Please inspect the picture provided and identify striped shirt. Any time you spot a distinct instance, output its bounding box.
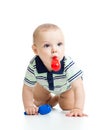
[24,56,83,94]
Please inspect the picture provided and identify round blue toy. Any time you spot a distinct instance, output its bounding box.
[38,104,52,115]
[24,104,52,115]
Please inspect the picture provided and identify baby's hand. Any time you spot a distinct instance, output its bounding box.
[25,106,38,115]
[66,108,87,117]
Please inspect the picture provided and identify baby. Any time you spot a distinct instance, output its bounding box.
[22,23,86,117]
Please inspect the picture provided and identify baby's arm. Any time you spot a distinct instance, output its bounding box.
[66,78,87,117]
[22,84,38,115]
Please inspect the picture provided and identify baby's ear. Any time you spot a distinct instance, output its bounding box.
[32,44,38,55]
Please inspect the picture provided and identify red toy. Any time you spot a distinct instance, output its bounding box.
[51,56,61,71]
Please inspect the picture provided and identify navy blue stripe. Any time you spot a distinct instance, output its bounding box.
[68,70,83,82]
[47,72,54,90]
[36,76,47,80]
[27,67,34,74]
[53,75,66,80]
[24,78,36,85]
[33,65,36,69]
[65,61,74,71]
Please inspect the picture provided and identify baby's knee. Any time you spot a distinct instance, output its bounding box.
[60,88,74,99]
[33,84,52,106]
[58,90,74,110]
[33,94,52,107]
[59,101,74,110]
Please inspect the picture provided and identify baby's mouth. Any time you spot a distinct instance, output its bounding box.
[51,56,61,71]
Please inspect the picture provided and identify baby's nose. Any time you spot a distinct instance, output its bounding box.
[52,47,57,53]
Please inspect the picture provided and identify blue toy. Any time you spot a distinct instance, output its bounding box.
[24,104,52,115]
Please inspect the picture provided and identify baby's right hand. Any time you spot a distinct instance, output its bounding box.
[25,106,38,115]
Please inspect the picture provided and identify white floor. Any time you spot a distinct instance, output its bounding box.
[6,107,111,130]
[23,109,89,130]
[1,97,110,130]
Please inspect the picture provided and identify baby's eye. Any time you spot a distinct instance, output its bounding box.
[57,42,63,46]
[44,44,50,48]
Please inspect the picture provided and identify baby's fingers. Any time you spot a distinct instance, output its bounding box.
[65,111,74,117]
[66,111,88,117]
[66,111,79,117]
[25,106,38,115]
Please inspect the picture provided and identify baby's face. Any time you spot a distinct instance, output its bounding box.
[35,29,65,71]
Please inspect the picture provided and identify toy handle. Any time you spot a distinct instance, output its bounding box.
[24,104,51,115]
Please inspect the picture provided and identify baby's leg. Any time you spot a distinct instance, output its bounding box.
[33,83,58,107]
[59,88,74,110]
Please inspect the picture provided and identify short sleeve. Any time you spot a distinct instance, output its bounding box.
[64,56,83,84]
[24,58,37,87]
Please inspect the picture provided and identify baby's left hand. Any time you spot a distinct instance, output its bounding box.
[66,108,87,117]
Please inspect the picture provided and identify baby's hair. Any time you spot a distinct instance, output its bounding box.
[33,23,61,44]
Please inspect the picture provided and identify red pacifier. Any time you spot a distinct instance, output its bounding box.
[51,56,61,71]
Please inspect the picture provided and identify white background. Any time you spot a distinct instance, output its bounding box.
[0,0,111,129]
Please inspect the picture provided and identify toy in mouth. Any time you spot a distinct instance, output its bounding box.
[51,56,61,71]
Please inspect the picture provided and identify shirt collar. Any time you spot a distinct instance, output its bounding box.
[35,56,64,74]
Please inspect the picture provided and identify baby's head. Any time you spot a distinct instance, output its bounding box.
[33,23,63,44]
[32,23,65,71]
